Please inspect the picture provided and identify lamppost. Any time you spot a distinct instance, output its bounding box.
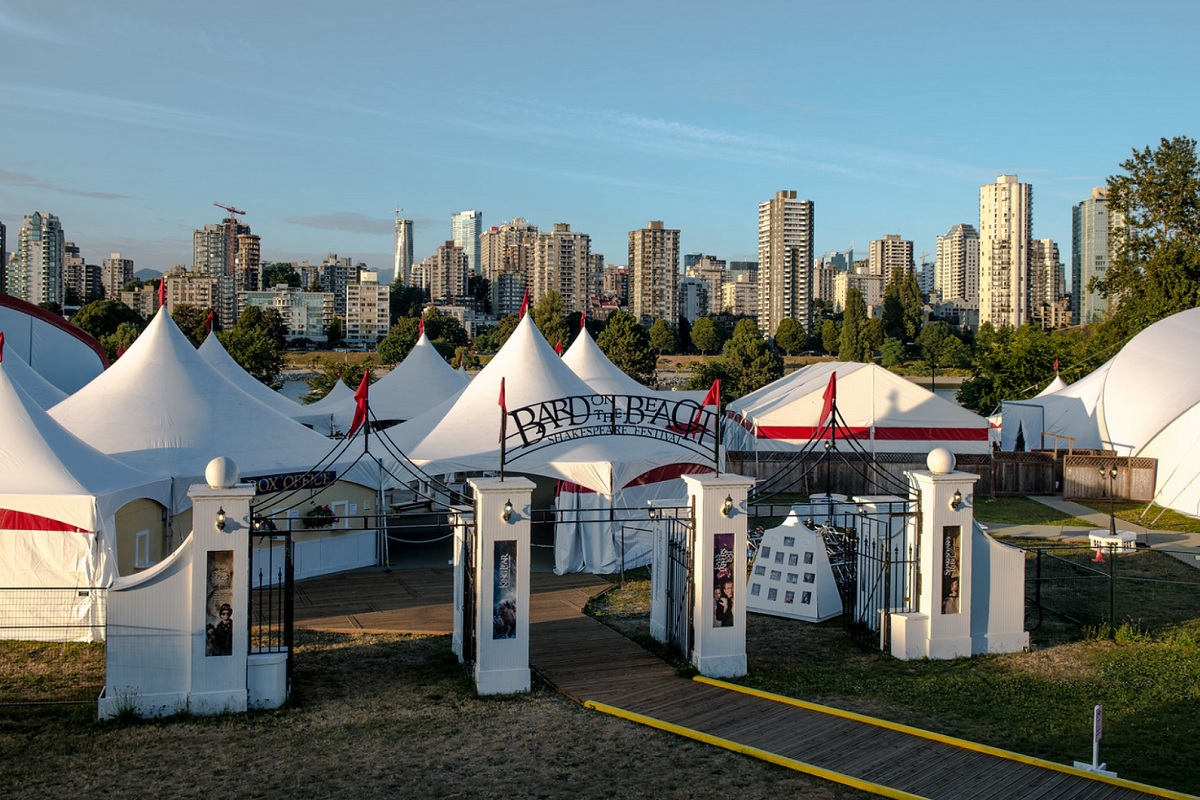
[1101,465,1119,537]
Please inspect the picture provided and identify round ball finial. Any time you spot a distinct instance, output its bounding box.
[926,447,955,475]
[205,456,240,489]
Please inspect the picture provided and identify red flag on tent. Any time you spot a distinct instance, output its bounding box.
[1053,358,1059,374]
[580,304,587,331]
[498,377,507,443]
[519,288,530,318]
[678,378,720,437]
[418,316,425,337]
[0,331,4,363]
[157,279,166,310]
[554,339,563,355]
[819,372,837,428]
[205,310,214,334]
[348,370,370,436]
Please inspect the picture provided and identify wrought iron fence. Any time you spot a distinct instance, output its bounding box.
[0,587,108,705]
[1021,543,1200,641]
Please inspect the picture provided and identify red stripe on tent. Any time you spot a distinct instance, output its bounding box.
[755,426,988,441]
[555,480,597,495]
[0,508,89,533]
[623,463,713,488]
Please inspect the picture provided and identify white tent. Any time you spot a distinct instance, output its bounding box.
[391,315,718,573]
[0,294,107,394]
[0,359,171,638]
[198,331,304,418]
[0,344,67,408]
[49,309,379,510]
[725,361,990,455]
[1036,374,1069,397]
[291,378,356,434]
[1000,362,1109,452]
[309,333,469,432]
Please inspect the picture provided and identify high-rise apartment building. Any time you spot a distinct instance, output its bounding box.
[678,277,709,322]
[1028,239,1066,329]
[319,254,355,317]
[532,223,594,313]
[757,190,814,336]
[628,220,680,326]
[166,267,219,315]
[979,175,1032,328]
[451,209,483,276]
[344,270,391,346]
[481,218,538,317]
[102,253,134,300]
[935,224,980,303]
[427,241,470,304]
[8,212,65,307]
[393,216,413,286]
[868,234,914,286]
[685,255,726,312]
[235,233,261,291]
[193,217,250,276]
[1072,187,1113,325]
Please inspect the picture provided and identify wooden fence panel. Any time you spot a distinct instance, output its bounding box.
[1063,455,1157,503]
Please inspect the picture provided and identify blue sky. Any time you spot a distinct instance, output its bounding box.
[2,0,1197,288]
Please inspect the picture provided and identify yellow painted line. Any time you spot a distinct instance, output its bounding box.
[694,676,1199,800]
[584,699,929,800]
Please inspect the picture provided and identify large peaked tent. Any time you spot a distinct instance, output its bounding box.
[49,309,379,509]
[0,294,107,394]
[198,331,305,418]
[0,359,170,639]
[390,315,717,573]
[725,361,990,455]
[1,345,68,408]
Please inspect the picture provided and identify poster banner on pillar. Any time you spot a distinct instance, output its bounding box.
[493,540,517,639]
[942,526,961,615]
[713,533,735,628]
[206,551,234,657]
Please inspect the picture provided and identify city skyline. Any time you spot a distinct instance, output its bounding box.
[2,2,1197,283]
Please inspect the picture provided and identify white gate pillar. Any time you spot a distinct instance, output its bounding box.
[684,473,755,678]
[893,448,980,660]
[466,477,533,695]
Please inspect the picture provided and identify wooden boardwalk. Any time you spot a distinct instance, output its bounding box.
[294,568,1190,800]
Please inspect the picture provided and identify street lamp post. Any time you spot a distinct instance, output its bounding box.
[1101,466,1119,537]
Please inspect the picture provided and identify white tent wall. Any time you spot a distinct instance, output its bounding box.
[725,362,990,456]
[0,294,107,394]
[2,346,67,408]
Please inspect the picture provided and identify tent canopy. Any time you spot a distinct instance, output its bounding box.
[198,331,304,418]
[725,361,990,454]
[0,294,107,394]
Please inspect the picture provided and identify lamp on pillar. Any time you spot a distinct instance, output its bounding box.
[502,499,514,523]
[721,495,734,517]
[647,501,659,521]
[215,507,227,531]
[949,490,963,511]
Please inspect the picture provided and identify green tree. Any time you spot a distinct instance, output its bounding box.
[71,299,145,340]
[722,318,782,397]
[690,316,724,354]
[531,290,569,349]
[596,310,657,386]
[492,313,521,349]
[957,323,1057,413]
[234,305,288,351]
[326,317,344,349]
[882,267,925,343]
[682,359,735,406]
[219,325,286,388]
[915,321,959,391]
[376,309,465,365]
[676,316,692,355]
[820,318,841,356]
[774,318,806,355]
[839,288,872,362]
[649,318,678,354]
[389,280,427,324]
[880,337,906,367]
[101,321,142,361]
[261,262,300,290]
[1096,135,1200,341]
[301,358,373,404]
[172,304,216,347]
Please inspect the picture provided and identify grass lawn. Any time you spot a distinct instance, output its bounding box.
[973,495,1095,527]
[1077,500,1200,534]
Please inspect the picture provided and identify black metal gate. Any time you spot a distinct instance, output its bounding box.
[248,529,294,687]
[836,508,918,652]
[459,512,477,668]
[661,511,696,660]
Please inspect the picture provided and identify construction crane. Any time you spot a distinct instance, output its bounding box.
[213,202,246,275]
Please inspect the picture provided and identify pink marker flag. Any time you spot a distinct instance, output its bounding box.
[348,370,370,436]
[554,339,563,355]
[519,289,530,318]
[418,317,425,337]
[819,372,837,428]
[205,310,214,334]
[157,278,166,310]
[580,305,587,330]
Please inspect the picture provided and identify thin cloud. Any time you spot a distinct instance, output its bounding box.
[0,4,76,46]
[0,168,132,200]
[284,212,392,236]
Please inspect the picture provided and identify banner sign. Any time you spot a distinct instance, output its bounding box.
[242,470,337,495]
[492,540,517,639]
[713,533,735,628]
[503,394,718,460]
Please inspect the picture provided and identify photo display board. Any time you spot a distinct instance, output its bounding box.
[746,513,843,623]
